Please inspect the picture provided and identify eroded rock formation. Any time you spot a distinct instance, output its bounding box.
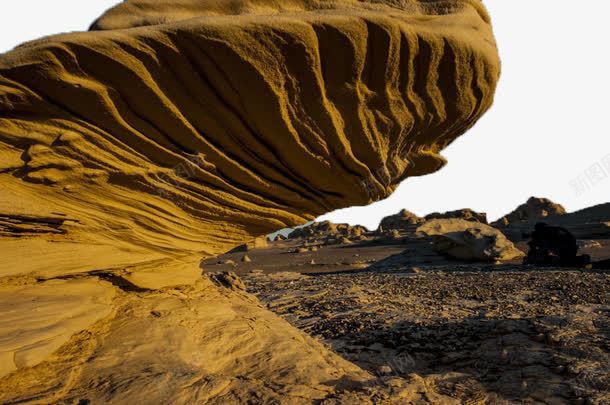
[287,220,367,239]
[492,197,567,228]
[1,0,499,268]
[498,201,610,242]
[417,219,524,262]
[425,208,488,223]
[0,0,499,401]
[378,208,423,231]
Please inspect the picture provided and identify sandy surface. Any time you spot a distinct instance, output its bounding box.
[0,275,379,404]
[201,238,409,275]
[245,267,610,404]
[0,278,115,378]
[203,234,610,275]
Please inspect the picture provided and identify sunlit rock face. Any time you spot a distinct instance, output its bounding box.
[417,219,525,262]
[0,1,499,401]
[0,0,499,272]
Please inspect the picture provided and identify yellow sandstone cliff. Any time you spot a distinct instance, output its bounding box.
[0,0,499,402]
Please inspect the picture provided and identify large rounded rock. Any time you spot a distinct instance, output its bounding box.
[417,219,525,262]
[425,208,488,223]
[378,208,424,231]
[493,197,567,228]
[287,220,367,239]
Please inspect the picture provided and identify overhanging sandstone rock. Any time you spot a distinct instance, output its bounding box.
[0,0,500,401]
[1,0,499,274]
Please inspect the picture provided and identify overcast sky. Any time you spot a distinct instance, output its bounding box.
[1,1,608,230]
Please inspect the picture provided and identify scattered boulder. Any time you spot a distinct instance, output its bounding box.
[219,259,236,266]
[288,221,367,240]
[242,254,252,263]
[231,236,269,252]
[425,209,488,224]
[351,227,364,237]
[377,365,393,376]
[211,271,246,291]
[577,240,602,249]
[378,209,423,231]
[417,219,524,262]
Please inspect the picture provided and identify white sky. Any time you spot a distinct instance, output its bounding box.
[1,1,609,230]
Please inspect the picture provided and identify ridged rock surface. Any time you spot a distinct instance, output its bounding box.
[378,208,423,231]
[1,0,499,271]
[492,197,567,228]
[0,0,499,401]
[425,208,488,223]
[417,219,524,262]
[497,202,610,242]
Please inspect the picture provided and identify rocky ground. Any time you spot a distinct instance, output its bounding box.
[201,237,408,275]
[244,267,610,404]
[201,202,610,403]
[4,196,607,403]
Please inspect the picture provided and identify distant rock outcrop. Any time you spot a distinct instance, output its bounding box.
[558,203,610,238]
[378,209,424,231]
[494,199,609,241]
[425,208,488,223]
[417,219,524,262]
[493,197,566,228]
[288,221,367,240]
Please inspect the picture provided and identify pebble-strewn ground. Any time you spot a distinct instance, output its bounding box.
[245,268,610,404]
